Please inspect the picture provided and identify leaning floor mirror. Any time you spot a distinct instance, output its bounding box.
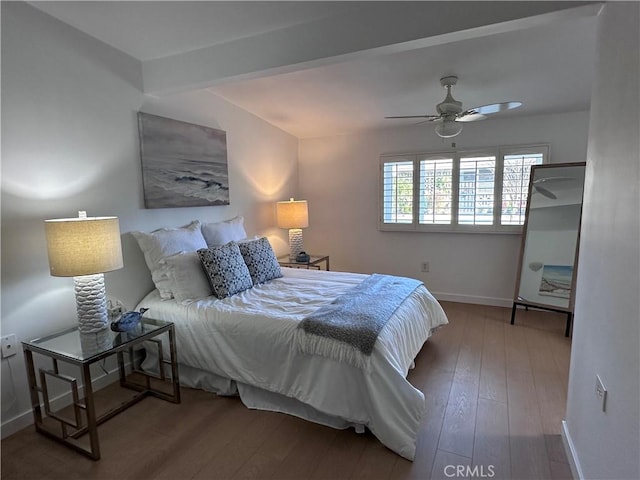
[511,162,586,336]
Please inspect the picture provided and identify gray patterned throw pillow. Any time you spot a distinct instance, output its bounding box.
[197,242,253,299]
[238,237,283,285]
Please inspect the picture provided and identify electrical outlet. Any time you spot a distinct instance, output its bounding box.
[421,261,430,273]
[596,375,607,412]
[1,334,18,358]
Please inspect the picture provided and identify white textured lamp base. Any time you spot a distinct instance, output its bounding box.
[74,274,109,333]
[288,228,304,261]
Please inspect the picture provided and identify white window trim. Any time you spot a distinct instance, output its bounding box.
[379,144,549,234]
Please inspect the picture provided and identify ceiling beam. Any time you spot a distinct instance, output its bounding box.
[142,2,601,96]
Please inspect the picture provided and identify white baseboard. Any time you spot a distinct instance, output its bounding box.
[562,420,584,480]
[0,367,121,440]
[432,291,512,308]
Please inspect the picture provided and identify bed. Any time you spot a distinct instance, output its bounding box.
[129,219,448,460]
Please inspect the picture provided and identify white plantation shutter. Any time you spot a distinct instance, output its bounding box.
[382,158,414,224]
[419,157,453,225]
[458,155,496,225]
[500,147,547,225]
[380,145,549,232]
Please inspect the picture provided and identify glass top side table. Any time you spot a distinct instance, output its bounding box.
[22,317,180,460]
[277,254,330,271]
[25,317,171,362]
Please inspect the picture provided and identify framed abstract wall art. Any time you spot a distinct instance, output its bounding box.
[137,112,229,208]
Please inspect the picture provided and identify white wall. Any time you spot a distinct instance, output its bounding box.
[298,110,590,305]
[1,2,298,436]
[564,3,640,479]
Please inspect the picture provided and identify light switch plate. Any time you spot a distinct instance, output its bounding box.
[596,374,607,412]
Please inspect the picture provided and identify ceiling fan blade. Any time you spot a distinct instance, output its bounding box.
[463,101,522,117]
[385,114,441,120]
[456,110,488,122]
[533,176,575,184]
[534,185,557,199]
[414,118,442,126]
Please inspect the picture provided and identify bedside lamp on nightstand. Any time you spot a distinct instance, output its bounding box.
[44,211,123,333]
[276,198,309,261]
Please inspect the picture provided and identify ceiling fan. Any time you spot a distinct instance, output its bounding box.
[385,75,522,138]
[532,177,576,200]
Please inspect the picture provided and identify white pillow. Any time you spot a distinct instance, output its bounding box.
[161,252,212,304]
[201,216,247,247]
[132,220,207,299]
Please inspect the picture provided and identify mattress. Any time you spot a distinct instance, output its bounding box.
[136,267,448,460]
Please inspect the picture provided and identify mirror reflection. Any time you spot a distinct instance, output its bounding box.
[512,162,586,335]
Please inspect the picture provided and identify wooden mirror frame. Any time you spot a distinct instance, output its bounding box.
[510,161,586,337]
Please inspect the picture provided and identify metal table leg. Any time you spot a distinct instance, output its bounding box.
[81,363,101,460]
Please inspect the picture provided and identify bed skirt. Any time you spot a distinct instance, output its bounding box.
[141,351,366,432]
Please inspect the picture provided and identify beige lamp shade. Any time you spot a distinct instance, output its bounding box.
[45,216,123,277]
[276,199,309,229]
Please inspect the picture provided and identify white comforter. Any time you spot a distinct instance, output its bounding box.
[137,268,448,460]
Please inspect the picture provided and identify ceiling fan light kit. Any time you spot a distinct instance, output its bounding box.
[435,119,464,138]
[385,75,523,139]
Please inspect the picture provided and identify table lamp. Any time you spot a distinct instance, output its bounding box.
[44,211,123,333]
[276,198,309,260]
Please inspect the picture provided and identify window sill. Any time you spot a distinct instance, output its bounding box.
[378,225,523,235]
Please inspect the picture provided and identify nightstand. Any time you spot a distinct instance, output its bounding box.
[22,317,180,460]
[278,254,330,271]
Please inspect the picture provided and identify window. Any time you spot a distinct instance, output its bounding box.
[382,159,414,224]
[379,145,548,233]
[501,150,546,225]
[419,157,453,225]
[458,155,496,226]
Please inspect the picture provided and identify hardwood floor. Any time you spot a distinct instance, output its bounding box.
[1,302,573,480]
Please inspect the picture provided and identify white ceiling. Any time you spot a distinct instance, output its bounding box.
[30,1,600,139]
[30,1,361,60]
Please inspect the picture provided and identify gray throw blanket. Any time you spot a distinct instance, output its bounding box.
[295,274,422,369]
